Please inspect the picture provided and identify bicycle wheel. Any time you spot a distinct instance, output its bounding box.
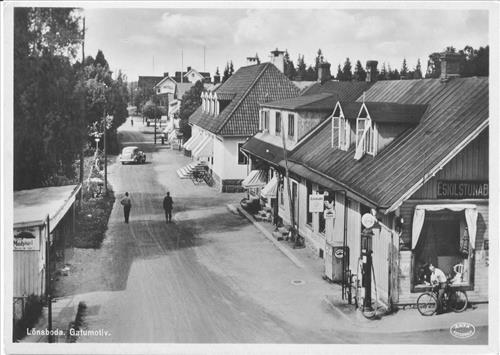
[448,290,468,313]
[417,292,438,316]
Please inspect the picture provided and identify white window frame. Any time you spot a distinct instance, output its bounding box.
[275,111,282,136]
[355,116,377,157]
[261,110,269,132]
[287,113,295,139]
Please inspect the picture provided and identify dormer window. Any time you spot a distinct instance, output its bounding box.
[331,104,350,151]
[355,106,377,159]
[202,92,208,113]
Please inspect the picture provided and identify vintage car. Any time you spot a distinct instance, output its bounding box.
[119,146,146,164]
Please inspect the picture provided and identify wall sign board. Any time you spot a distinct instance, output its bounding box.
[437,180,488,199]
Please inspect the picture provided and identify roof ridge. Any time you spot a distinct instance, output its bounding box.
[217,63,272,134]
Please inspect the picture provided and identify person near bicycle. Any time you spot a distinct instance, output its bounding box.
[429,264,447,313]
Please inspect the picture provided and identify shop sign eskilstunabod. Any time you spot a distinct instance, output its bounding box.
[437,180,489,199]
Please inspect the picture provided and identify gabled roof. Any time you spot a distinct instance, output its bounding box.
[189,63,300,136]
[284,77,489,209]
[154,76,177,89]
[184,68,211,79]
[241,134,288,166]
[261,93,336,112]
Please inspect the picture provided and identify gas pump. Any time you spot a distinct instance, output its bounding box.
[360,228,374,311]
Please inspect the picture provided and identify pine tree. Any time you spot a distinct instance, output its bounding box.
[314,48,323,76]
[378,62,387,80]
[353,60,367,81]
[341,58,352,81]
[413,58,423,79]
[296,54,307,81]
[222,62,230,83]
[283,50,296,80]
[401,58,409,78]
[336,64,343,81]
[229,61,234,76]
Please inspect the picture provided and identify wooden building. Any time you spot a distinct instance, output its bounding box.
[278,55,488,308]
[13,185,81,299]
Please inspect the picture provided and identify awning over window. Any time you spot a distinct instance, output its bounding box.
[183,133,203,151]
[192,135,213,158]
[261,176,279,198]
[242,170,267,189]
[411,204,478,250]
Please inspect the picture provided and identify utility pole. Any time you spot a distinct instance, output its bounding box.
[45,215,53,343]
[79,16,86,207]
[281,118,296,243]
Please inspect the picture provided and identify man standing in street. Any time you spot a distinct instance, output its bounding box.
[163,192,173,223]
[121,192,132,223]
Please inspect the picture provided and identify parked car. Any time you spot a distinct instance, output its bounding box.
[119,146,146,164]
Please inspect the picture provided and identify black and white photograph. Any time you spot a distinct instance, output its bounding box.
[1,1,499,354]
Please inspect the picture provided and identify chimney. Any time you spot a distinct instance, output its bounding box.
[270,48,285,73]
[187,66,192,72]
[440,50,464,82]
[163,72,169,78]
[317,60,331,83]
[246,56,258,66]
[366,60,378,83]
[213,74,221,84]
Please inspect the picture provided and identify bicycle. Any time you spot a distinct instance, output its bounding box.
[416,280,468,316]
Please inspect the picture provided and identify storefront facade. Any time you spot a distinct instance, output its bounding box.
[396,130,489,304]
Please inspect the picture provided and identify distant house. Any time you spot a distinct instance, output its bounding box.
[275,54,489,308]
[184,51,300,192]
[174,66,211,84]
[138,75,164,91]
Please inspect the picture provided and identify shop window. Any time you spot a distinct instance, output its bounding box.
[275,112,281,135]
[237,143,248,165]
[413,211,473,290]
[306,180,313,226]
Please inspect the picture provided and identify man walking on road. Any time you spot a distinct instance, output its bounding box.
[163,192,173,223]
[121,192,132,223]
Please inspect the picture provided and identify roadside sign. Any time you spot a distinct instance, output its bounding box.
[309,194,324,213]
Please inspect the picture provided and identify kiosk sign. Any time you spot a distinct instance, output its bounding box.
[309,194,324,213]
[14,228,40,251]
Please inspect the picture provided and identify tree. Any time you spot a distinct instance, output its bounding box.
[283,50,296,80]
[425,52,441,78]
[401,58,409,78]
[222,61,234,83]
[178,80,204,140]
[14,7,85,189]
[142,101,162,121]
[378,62,388,80]
[353,60,367,81]
[305,65,316,81]
[341,58,352,81]
[335,64,343,81]
[314,48,323,78]
[295,54,307,81]
[413,59,423,79]
[94,49,108,68]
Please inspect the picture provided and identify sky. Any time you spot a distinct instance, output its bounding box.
[82,5,490,82]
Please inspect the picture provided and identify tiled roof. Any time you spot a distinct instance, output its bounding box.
[261,93,336,111]
[189,63,300,136]
[285,77,489,209]
[301,80,374,100]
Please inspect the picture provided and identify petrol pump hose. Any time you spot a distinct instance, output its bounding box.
[355,256,379,319]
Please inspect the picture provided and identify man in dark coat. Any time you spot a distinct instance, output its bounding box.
[163,192,173,223]
[120,192,132,223]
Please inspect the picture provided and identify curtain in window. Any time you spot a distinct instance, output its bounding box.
[464,207,478,250]
[412,204,478,250]
[411,208,426,249]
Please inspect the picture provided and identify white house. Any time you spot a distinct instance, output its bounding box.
[184,56,300,192]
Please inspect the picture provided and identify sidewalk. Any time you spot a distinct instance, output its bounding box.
[235,203,489,334]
